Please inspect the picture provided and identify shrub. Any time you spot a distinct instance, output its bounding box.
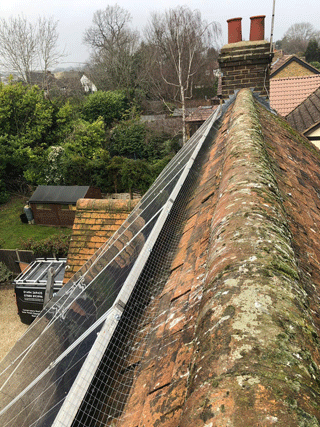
[0,262,12,283]
[310,61,320,70]
[21,234,71,258]
[109,119,146,159]
[82,90,128,127]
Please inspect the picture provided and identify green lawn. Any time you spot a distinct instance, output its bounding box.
[0,196,72,250]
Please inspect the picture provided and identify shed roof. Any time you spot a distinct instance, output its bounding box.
[29,185,90,204]
[270,74,320,116]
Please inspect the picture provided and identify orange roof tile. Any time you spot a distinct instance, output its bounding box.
[270,75,320,116]
[64,198,139,283]
[118,89,320,425]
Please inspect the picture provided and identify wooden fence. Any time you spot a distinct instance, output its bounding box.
[0,250,35,275]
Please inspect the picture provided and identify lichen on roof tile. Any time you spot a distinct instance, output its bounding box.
[64,198,139,283]
[117,89,320,426]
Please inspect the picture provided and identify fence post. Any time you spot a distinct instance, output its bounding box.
[44,267,56,306]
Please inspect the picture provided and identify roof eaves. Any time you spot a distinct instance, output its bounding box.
[304,119,320,135]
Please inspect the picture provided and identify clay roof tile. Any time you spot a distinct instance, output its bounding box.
[270,75,320,116]
[117,89,320,426]
[63,198,139,283]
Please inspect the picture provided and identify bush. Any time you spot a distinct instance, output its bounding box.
[82,90,128,127]
[0,180,9,204]
[109,119,146,159]
[0,262,12,283]
[21,234,71,258]
[310,61,320,70]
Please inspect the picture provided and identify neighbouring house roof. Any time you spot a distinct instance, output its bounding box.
[2,89,320,426]
[64,198,139,283]
[29,185,91,204]
[270,74,320,116]
[185,105,219,123]
[27,71,57,88]
[271,54,320,78]
[270,54,292,74]
[286,86,320,134]
[53,71,80,80]
[172,107,197,117]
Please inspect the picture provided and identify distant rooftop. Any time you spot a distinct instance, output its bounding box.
[271,54,320,78]
[286,86,320,134]
[185,105,219,122]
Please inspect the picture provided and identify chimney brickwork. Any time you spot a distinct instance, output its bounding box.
[219,40,273,99]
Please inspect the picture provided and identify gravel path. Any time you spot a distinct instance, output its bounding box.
[0,283,28,362]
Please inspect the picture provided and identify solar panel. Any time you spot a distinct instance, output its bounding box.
[0,106,223,427]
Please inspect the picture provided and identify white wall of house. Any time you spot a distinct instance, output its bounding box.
[306,125,320,149]
[80,75,97,93]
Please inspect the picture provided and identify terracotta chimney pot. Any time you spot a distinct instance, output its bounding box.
[227,17,242,44]
[250,15,266,41]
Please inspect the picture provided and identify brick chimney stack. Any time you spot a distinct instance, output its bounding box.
[219,16,273,100]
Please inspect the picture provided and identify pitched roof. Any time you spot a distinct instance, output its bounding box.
[29,185,90,204]
[2,90,320,426]
[286,86,320,133]
[271,54,320,78]
[270,54,292,74]
[185,104,218,122]
[64,198,139,283]
[270,75,320,116]
[118,89,320,426]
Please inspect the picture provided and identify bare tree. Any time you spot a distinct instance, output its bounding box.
[0,16,37,83]
[83,5,139,90]
[281,22,320,55]
[37,17,66,88]
[0,15,65,84]
[145,6,221,144]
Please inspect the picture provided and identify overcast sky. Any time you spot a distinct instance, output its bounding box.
[0,0,319,68]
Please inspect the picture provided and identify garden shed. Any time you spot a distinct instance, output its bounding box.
[29,185,101,227]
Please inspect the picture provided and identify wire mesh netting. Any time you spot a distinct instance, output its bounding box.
[0,106,223,427]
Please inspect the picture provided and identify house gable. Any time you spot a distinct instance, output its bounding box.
[271,55,320,79]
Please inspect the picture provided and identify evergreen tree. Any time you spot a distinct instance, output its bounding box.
[305,39,320,63]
